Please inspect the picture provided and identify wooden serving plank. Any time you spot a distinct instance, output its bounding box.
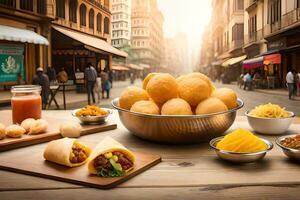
[0,110,117,152]
[0,141,161,189]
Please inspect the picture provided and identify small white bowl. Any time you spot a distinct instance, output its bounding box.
[245,111,295,135]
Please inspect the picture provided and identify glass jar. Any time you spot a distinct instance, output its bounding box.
[11,85,42,124]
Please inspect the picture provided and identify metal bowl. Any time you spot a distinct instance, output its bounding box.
[245,111,295,135]
[111,98,244,144]
[72,108,112,124]
[276,135,300,160]
[210,136,273,163]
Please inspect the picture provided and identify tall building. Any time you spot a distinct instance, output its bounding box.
[111,0,131,48]
[131,0,164,70]
[203,0,300,87]
[163,33,189,75]
[0,0,127,87]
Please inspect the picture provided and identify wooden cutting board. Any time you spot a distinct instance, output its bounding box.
[0,110,117,151]
[0,142,161,189]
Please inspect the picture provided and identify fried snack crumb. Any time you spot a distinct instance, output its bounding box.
[75,105,108,117]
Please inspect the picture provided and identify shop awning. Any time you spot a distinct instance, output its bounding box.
[52,25,127,58]
[112,65,129,71]
[243,56,264,70]
[222,55,247,67]
[128,64,143,70]
[139,64,150,69]
[0,24,49,45]
[263,53,281,65]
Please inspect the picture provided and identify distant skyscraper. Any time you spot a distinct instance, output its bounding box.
[131,0,164,69]
[111,0,131,48]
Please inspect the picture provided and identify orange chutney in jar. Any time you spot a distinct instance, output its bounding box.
[11,85,42,124]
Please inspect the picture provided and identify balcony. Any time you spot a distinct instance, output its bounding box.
[244,29,264,46]
[245,0,258,12]
[264,8,300,37]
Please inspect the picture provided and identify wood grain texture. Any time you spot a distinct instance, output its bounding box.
[0,110,117,151]
[0,110,300,199]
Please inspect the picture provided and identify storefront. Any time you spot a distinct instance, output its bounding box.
[221,55,247,83]
[0,25,49,88]
[51,25,127,84]
[243,53,282,88]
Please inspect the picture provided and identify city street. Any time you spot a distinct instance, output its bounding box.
[2,79,299,116]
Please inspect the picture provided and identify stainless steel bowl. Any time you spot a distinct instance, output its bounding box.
[245,111,295,135]
[210,136,273,162]
[111,98,244,144]
[276,135,300,160]
[72,108,112,124]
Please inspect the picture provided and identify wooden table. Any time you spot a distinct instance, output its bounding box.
[1,111,300,200]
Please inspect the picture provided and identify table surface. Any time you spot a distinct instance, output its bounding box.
[1,111,300,200]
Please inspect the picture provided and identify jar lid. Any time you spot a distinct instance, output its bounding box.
[11,85,41,93]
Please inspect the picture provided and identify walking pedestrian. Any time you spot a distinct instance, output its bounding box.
[100,70,108,99]
[94,74,102,103]
[243,72,252,90]
[286,69,296,100]
[46,66,56,85]
[108,70,113,88]
[84,63,97,104]
[32,67,50,109]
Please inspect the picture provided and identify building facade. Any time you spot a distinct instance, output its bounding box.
[0,0,127,88]
[111,0,131,48]
[203,0,300,87]
[131,0,164,70]
[0,0,54,85]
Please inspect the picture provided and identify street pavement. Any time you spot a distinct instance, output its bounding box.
[1,79,300,116]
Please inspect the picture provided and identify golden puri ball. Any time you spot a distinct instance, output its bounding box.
[161,98,193,115]
[195,97,228,115]
[177,77,210,107]
[130,100,160,115]
[146,73,178,104]
[212,88,237,109]
[119,86,149,110]
[143,73,160,90]
[177,72,215,95]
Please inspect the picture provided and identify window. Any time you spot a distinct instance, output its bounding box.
[69,0,78,23]
[97,13,102,32]
[20,0,33,11]
[104,17,110,34]
[0,0,16,8]
[89,9,94,29]
[248,15,257,36]
[80,4,86,26]
[232,24,244,41]
[56,0,65,18]
[268,0,281,24]
[37,0,46,14]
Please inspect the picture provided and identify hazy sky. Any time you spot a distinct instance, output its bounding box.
[157,0,212,68]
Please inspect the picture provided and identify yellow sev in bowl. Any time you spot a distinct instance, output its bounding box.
[217,128,267,153]
[248,103,291,118]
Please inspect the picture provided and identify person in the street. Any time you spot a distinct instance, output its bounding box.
[46,66,56,85]
[94,73,102,103]
[286,69,296,100]
[32,67,50,109]
[130,72,135,84]
[297,71,300,96]
[238,73,244,88]
[243,72,252,90]
[100,70,109,99]
[57,67,68,83]
[84,63,97,104]
[108,70,113,88]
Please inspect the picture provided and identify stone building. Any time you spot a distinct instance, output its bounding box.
[111,0,131,48]
[131,0,164,70]
[0,0,127,87]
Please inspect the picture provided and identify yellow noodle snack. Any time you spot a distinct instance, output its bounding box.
[217,128,267,153]
[249,103,291,118]
[75,105,108,117]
